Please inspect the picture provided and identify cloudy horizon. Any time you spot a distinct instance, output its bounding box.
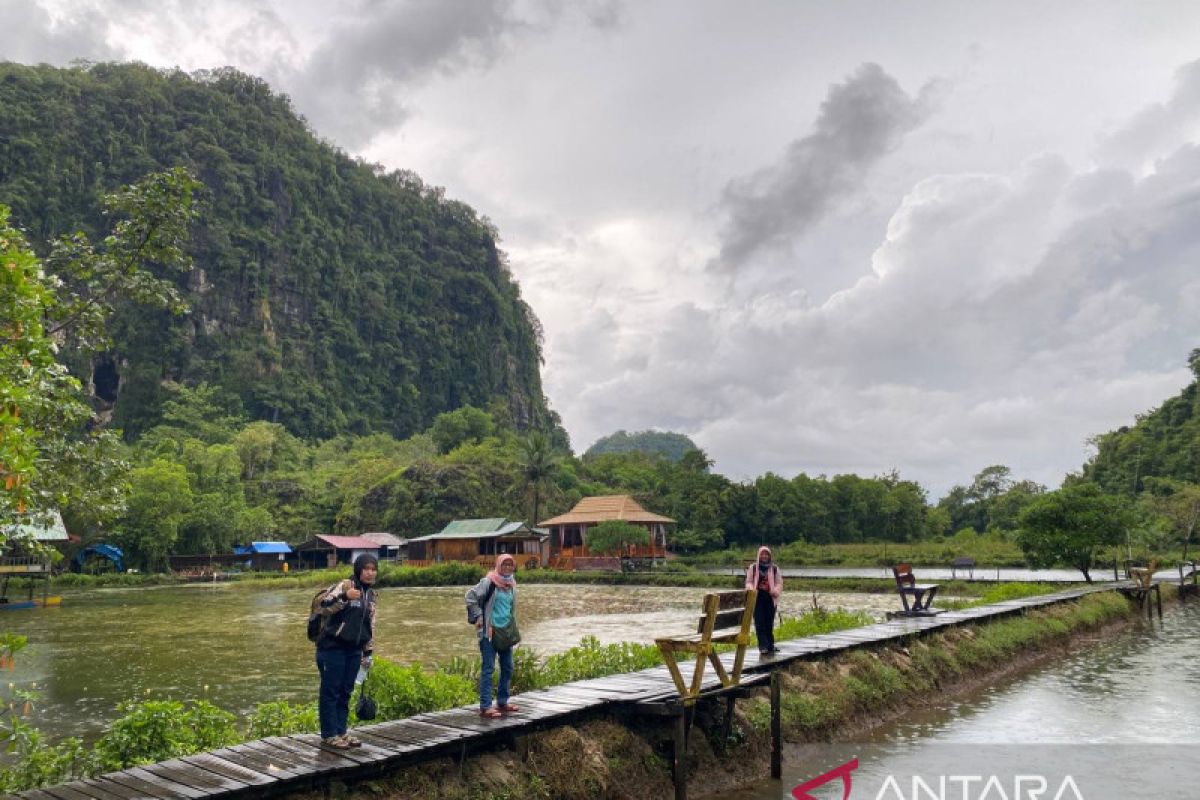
[5,0,1200,498]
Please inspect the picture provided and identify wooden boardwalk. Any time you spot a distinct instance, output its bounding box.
[11,584,1120,800]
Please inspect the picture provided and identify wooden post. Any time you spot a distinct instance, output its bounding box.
[673,710,688,800]
[1155,584,1163,620]
[721,695,735,745]
[770,671,782,780]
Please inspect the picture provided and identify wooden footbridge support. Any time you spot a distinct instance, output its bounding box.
[11,584,1124,800]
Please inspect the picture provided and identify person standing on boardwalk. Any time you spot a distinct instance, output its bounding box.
[315,553,378,749]
[745,546,782,655]
[465,553,521,718]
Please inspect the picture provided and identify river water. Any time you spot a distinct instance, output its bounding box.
[716,599,1200,800]
[2,583,898,745]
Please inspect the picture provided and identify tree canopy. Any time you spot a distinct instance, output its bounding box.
[584,430,700,462]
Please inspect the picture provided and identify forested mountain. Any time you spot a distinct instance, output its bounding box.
[0,62,553,440]
[1081,350,1200,494]
[584,430,699,462]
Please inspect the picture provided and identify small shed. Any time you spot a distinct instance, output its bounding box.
[361,532,406,561]
[233,541,294,571]
[1,511,69,575]
[294,535,380,569]
[406,519,545,568]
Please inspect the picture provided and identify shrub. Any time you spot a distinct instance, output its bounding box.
[357,659,475,721]
[95,700,238,770]
[247,701,318,738]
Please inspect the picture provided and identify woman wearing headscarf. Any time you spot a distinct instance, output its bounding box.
[745,546,783,655]
[465,553,520,718]
[314,553,378,748]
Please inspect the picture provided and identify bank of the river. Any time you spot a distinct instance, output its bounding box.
[279,587,1159,800]
[47,562,1066,598]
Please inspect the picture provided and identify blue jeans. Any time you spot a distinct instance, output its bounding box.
[479,636,513,709]
[316,647,361,739]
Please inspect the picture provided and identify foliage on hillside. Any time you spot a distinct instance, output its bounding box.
[1081,350,1200,494]
[584,429,699,462]
[0,61,555,442]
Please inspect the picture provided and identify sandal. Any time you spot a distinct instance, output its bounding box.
[498,704,520,714]
[479,707,503,719]
[342,734,362,747]
[321,735,353,750]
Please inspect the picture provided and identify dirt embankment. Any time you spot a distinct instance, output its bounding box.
[291,590,1162,800]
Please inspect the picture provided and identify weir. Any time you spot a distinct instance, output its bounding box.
[9,583,1132,800]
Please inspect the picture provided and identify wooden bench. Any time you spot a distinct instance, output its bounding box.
[1121,559,1163,620]
[655,589,756,703]
[891,563,940,616]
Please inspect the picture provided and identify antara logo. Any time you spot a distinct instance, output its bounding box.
[873,774,1085,800]
[789,759,1086,800]
[791,757,859,800]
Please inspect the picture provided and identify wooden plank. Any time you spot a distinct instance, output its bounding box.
[177,754,277,788]
[15,789,66,800]
[369,719,470,746]
[262,736,360,771]
[50,779,150,800]
[269,735,380,768]
[209,746,307,780]
[86,777,162,800]
[242,738,335,772]
[96,772,180,800]
[122,768,205,799]
[342,729,423,754]
[33,784,105,800]
[145,759,249,795]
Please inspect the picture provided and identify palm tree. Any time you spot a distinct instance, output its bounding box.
[518,431,559,525]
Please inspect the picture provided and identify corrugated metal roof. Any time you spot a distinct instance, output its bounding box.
[247,541,292,554]
[539,495,675,526]
[409,519,539,542]
[316,534,381,549]
[4,511,69,542]
[439,518,507,535]
[361,532,405,547]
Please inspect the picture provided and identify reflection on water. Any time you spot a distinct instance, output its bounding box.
[2,582,895,744]
[716,600,1200,799]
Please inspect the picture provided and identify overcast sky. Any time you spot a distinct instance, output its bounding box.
[7,1,1200,497]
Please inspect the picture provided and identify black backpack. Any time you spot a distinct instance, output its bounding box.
[306,583,340,642]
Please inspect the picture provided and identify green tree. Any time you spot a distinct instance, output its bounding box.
[429,406,494,454]
[585,520,650,555]
[1017,483,1132,581]
[114,459,193,570]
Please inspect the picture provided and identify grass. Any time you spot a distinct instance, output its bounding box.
[743,591,1134,739]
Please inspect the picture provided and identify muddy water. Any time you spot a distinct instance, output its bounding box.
[2,583,895,745]
[716,600,1200,800]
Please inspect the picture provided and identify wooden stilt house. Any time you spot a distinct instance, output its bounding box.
[538,495,673,571]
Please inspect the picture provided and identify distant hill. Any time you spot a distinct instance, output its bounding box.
[0,62,552,440]
[1082,350,1200,492]
[584,430,700,462]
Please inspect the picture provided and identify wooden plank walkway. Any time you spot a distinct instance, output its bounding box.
[10,583,1119,800]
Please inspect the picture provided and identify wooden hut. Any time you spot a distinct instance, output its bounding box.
[361,532,406,562]
[294,535,380,569]
[538,495,673,570]
[405,519,545,569]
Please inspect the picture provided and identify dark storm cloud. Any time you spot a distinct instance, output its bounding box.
[287,0,515,146]
[0,0,120,64]
[711,63,937,271]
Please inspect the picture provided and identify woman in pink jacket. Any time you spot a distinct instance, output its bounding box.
[745,546,783,655]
